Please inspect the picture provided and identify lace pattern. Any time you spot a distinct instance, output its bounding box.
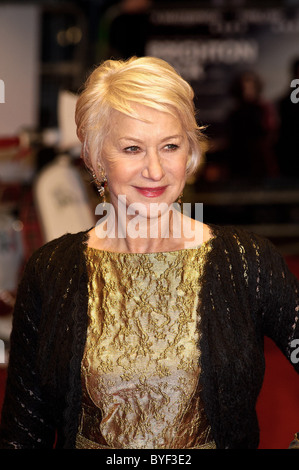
[77,245,216,449]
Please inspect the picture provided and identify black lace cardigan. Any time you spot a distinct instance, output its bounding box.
[0,225,298,449]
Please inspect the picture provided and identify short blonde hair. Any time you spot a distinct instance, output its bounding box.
[75,56,205,176]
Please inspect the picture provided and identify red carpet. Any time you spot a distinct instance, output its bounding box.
[0,256,298,449]
[257,337,299,449]
[257,255,299,449]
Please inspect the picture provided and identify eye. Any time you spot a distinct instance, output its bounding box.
[164,143,179,151]
[123,145,141,153]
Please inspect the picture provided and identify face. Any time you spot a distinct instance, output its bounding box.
[99,104,190,219]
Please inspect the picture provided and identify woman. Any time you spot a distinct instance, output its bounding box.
[0,56,298,449]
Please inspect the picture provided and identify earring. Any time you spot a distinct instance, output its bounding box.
[92,166,107,204]
[177,191,183,205]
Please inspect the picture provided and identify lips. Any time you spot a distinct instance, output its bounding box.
[134,186,167,197]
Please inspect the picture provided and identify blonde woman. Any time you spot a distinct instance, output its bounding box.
[0,57,298,449]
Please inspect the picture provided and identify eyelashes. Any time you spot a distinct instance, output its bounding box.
[164,144,179,151]
[123,146,140,154]
[123,144,180,154]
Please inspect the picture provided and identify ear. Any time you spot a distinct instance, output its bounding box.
[185,147,193,174]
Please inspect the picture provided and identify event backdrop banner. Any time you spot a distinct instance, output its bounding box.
[144,5,299,134]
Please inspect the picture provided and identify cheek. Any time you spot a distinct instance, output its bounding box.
[171,159,188,177]
[106,163,136,185]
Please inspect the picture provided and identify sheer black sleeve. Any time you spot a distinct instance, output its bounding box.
[260,239,299,372]
[0,250,56,448]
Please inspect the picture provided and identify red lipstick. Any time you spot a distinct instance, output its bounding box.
[134,186,167,197]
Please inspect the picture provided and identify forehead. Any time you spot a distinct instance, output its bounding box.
[108,104,185,137]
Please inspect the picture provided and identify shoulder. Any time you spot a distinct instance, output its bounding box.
[211,223,273,248]
[24,229,90,278]
[209,224,282,267]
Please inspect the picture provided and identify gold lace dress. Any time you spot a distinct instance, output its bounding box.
[76,244,216,449]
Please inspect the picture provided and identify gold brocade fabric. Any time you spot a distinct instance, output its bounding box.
[76,243,216,449]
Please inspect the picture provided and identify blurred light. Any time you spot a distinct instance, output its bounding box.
[12,220,23,232]
[57,30,68,47]
[56,26,82,47]
[66,26,82,45]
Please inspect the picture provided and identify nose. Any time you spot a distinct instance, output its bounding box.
[141,149,165,181]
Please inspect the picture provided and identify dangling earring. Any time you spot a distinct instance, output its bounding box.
[177,191,183,205]
[92,165,107,204]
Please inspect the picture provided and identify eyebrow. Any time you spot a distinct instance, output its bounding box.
[119,134,183,143]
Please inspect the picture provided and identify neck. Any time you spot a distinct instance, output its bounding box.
[95,200,203,253]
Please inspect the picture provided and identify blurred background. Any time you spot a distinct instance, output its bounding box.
[0,0,299,449]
